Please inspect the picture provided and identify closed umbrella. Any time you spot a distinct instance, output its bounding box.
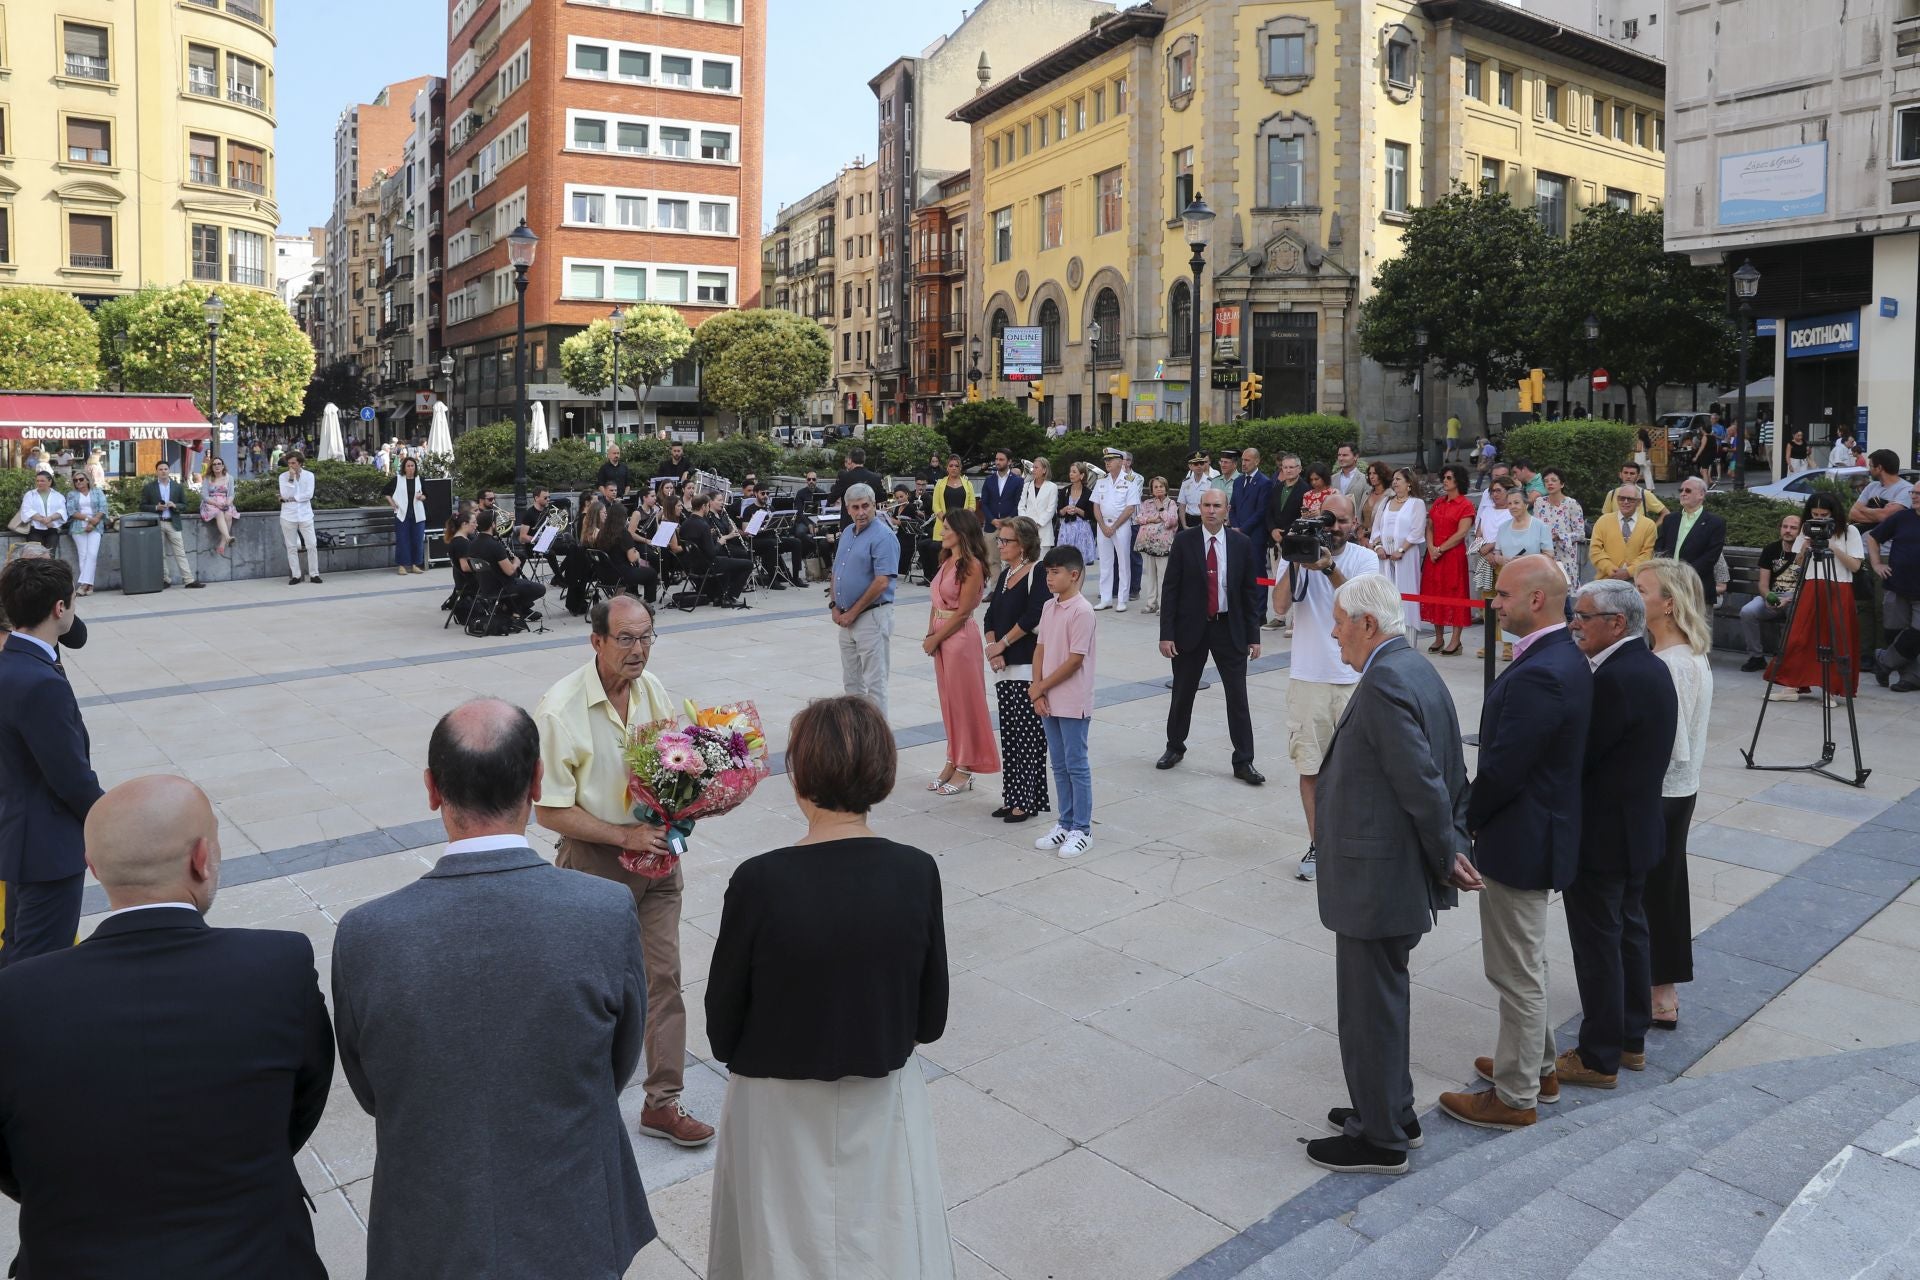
[427,401,453,456]
[527,402,550,453]
[320,404,346,462]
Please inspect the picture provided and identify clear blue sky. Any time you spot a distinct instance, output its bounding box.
[276,2,956,235]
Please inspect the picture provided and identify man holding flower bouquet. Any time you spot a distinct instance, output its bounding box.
[535,594,716,1149]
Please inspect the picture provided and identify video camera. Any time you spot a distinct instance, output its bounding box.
[1281,511,1338,566]
[1802,516,1835,551]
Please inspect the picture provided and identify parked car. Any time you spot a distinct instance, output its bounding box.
[1659,411,1715,444]
[1747,465,1920,503]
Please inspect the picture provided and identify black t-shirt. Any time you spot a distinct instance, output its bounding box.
[515,504,547,538]
[1787,439,1810,460]
[828,468,885,508]
[596,461,632,496]
[680,513,717,562]
[448,534,473,586]
[1758,539,1798,599]
[1870,506,1920,599]
[470,533,512,573]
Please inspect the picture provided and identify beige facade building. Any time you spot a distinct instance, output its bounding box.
[323,76,434,369]
[835,159,879,429]
[764,176,838,427]
[0,0,280,302]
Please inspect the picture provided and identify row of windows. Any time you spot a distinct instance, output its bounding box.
[566,0,739,20]
[190,224,269,286]
[987,168,1123,262]
[988,76,1129,170]
[560,257,734,304]
[566,37,738,94]
[562,183,736,235]
[1469,160,1649,233]
[565,111,737,163]
[1464,58,1664,152]
[183,41,270,113]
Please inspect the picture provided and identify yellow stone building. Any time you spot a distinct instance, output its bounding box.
[1,0,280,303]
[954,0,1667,438]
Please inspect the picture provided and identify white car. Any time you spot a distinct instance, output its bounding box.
[1747,465,1920,503]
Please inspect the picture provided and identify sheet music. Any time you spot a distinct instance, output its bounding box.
[533,526,558,554]
[651,521,678,549]
[745,509,770,535]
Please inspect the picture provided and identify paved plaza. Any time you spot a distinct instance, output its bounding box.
[7,566,1920,1279]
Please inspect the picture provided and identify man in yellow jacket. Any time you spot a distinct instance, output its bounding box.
[1589,486,1662,581]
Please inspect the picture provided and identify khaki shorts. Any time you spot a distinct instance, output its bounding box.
[1286,679,1356,776]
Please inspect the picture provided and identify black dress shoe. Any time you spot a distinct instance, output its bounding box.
[991,807,1013,818]
[1004,811,1035,824]
[185,581,205,589]
[769,579,787,590]
[1234,764,1266,786]
[1741,656,1769,673]
[309,575,323,584]
[1326,1108,1423,1149]
[1305,1133,1406,1174]
[1155,750,1184,770]
[288,576,301,586]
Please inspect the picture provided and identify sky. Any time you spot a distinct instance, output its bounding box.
[275,1,961,236]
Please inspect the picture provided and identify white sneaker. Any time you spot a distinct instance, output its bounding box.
[1058,831,1093,859]
[1115,602,1128,613]
[1093,601,1113,611]
[1035,825,1069,851]
[1296,845,1318,882]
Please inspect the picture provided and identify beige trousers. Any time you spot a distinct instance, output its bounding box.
[1479,875,1558,1109]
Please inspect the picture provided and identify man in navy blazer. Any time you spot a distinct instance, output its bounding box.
[1652,476,1727,604]
[1560,578,1677,1090]
[0,557,102,967]
[1228,446,1275,543]
[978,449,1025,528]
[1157,488,1268,784]
[1441,555,1593,1132]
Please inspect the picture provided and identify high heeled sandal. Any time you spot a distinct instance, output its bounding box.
[935,772,973,796]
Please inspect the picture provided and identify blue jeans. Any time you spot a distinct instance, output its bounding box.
[1042,715,1092,833]
[395,516,426,568]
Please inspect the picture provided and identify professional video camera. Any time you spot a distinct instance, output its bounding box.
[1801,515,1834,551]
[1281,510,1338,566]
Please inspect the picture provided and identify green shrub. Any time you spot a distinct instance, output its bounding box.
[782,447,841,477]
[104,476,201,517]
[1,470,68,522]
[306,460,395,510]
[861,423,949,478]
[1706,489,1802,549]
[528,439,605,494]
[234,478,280,512]
[1501,420,1638,513]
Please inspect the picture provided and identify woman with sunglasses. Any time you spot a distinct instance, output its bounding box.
[65,471,108,596]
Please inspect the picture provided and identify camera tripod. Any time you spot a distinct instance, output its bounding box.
[1741,538,1870,788]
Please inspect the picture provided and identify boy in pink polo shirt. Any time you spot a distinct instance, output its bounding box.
[1031,545,1098,859]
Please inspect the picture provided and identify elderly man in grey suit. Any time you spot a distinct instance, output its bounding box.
[331,699,657,1279]
[1307,573,1480,1175]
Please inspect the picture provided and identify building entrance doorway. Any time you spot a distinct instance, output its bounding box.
[1254,312,1317,415]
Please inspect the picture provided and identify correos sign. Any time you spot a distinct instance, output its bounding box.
[1785,310,1859,359]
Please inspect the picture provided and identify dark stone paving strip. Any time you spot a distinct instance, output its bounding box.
[80,580,449,625]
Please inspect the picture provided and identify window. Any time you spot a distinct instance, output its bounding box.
[613,267,645,302]
[229,230,266,287]
[187,44,219,97]
[1173,146,1195,216]
[702,60,733,90]
[1612,105,1626,139]
[1171,48,1194,96]
[992,207,1012,262]
[1115,75,1129,112]
[63,22,109,82]
[228,142,265,193]
[618,122,649,153]
[189,133,219,186]
[568,264,605,298]
[697,271,730,304]
[1269,32,1306,78]
[657,198,689,230]
[192,224,221,281]
[1592,97,1604,132]
[1655,118,1665,152]
[0,210,11,266]
[228,56,264,110]
[1267,135,1303,206]
[65,117,111,166]
[1385,36,1412,88]
[661,126,691,156]
[991,137,1000,167]
[1056,106,1068,140]
[700,130,732,161]
[68,213,113,270]
[660,54,693,86]
[1096,168,1123,234]
[575,43,610,76]
[1092,87,1105,124]
[1039,189,1063,250]
[1074,98,1086,132]
[1038,298,1061,367]
[1606,188,1636,212]
[1091,289,1120,363]
[1037,113,1049,149]
[1543,83,1559,123]
[1634,112,1646,146]
[655,270,687,303]
[1480,157,1502,196]
[572,191,605,224]
[1465,60,1482,100]
[1384,141,1410,214]
[1535,171,1568,237]
[574,118,607,150]
[619,49,651,79]
[1169,281,1192,358]
[1498,70,1515,109]
[699,201,731,233]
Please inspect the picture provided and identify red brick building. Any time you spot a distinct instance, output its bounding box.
[441,0,765,436]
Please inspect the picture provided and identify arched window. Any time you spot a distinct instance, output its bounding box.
[1168,281,1192,358]
[1091,288,1121,364]
[1038,298,1061,369]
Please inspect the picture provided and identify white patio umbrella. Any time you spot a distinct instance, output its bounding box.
[527,401,550,453]
[426,401,453,456]
[319,403,346,462]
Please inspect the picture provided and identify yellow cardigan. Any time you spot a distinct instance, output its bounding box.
[930,479,975,539]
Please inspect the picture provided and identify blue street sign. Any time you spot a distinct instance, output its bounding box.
[1755,317,1778,337]
[359,406,375,421]
[1882,297,1900,319]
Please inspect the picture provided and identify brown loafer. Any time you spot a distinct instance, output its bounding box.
[638,1100,715,1148]
[1439,1088,1536,1130]
[1473,1055,1560,1103]
[1553,1048,1617,1090]
[1621,1049,1646,1072]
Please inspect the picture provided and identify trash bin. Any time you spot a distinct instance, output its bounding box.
[117,513,165,595]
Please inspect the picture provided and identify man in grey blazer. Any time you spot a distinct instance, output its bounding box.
[1308,573,1479,1175]
[331,699,656,1279]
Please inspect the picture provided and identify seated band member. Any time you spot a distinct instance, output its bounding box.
[677,493,752,606]
[467,518,546,620]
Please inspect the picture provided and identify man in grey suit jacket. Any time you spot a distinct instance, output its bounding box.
[331,699,656,1279]
[1308,573,1478,1175]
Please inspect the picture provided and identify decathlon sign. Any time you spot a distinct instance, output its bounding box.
[1785,311,1859,359]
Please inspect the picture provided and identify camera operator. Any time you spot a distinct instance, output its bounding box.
[1274,494,1380,884]
[1768,492,1865,703]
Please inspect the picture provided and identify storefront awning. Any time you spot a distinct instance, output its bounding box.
[0,392,213,442]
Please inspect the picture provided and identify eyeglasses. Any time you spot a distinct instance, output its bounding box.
[606,632,658,649]
[995,535,1019,543]
[1570,609,1621,622]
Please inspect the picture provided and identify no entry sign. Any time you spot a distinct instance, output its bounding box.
[1591,368,1610,391]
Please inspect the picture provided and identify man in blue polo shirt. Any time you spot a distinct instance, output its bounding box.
[829,484,898,720]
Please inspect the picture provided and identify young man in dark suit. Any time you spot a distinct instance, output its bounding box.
[1441,555,1593,1131]
[139,459,204,588]
[0,774,334,1278]
[0,556,102,966]
[978,449,1025,529]
[1561,577,1678,1090]
[1156,488,1267,784]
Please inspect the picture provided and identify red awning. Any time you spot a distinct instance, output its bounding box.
[0,393,213,442]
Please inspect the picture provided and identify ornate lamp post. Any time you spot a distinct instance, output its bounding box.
[203,292,227,476]
[610,305,625,443]
[968,334,983,400]
[505,220,539,511]
[1086,320,1101,431]
[1584,312,1600,419]
[1732,259,1761,491]
[1181,196,1215,454]
[439,352,454,426]
[1413,324,1429,474]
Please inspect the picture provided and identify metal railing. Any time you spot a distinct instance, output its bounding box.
[228,84,265,110]
[70,253,113,270]
[227,0,265,24]
[229,176,266,195]
[229,265,267,286]
[188,72,219,97]
[65,54,109,81]
[192,261,221,281]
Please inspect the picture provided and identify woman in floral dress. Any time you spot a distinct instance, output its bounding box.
[1531,465,1586,589]
[1132,476,1180,612]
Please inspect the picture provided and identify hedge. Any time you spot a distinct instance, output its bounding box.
[860,424,949,477]
[1500,420,1638,515]
[1706,489,1803,549]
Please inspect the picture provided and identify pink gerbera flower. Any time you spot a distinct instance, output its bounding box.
[659,742,706,774]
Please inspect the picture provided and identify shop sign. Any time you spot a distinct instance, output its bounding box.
[1784,310,1859,359]
[1718,142,1827,226]
[1212,305,1241,363]
[1002,326,1043,380]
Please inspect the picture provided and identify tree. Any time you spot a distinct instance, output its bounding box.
[937,399,1046,465]
[558,303,694,423]
[120,285,315,424]
[302,358,373,427]
[0,287,100,391]
[692,310,830,429]
[1357,185,1546,430]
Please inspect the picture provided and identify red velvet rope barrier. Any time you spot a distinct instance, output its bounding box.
[1253,577,1480,611]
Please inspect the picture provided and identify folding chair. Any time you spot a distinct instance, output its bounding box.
[465,564,513,637]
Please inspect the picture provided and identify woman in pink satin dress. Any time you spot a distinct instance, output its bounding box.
[924,508,1001,795]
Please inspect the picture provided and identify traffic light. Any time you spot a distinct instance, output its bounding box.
[1530,368,1547,407]
[1240,379,1256,412]
[1516,377,1534,413]
[1108,372,1132,400]
[966,383,982,403]
[1028,380,1045,403]
[1247,371,1264,410]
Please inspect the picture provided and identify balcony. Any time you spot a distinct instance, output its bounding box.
[941,311,963,337]
[227,0,265,25]
[189,162,219,186]
[192,261,221,282]
[229,175,266,195]
[914,253,958,279]
[69,253,113,270]
[65,54,109,82]
[228,83,266,111]
[229,265,267,287]
[188,71,219,98]
[428,258,443,280]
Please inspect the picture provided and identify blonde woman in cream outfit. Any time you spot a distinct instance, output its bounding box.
[1017,456,1059,550]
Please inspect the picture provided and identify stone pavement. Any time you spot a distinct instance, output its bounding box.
[4,565,1918,1279]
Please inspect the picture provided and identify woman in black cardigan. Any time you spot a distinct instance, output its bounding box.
[983,515,1050,823]
[704,696,952,1280]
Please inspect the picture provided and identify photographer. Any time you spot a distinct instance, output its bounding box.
[1273,494,1381,883]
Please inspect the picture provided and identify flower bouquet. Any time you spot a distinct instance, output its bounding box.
[620,700,770,879]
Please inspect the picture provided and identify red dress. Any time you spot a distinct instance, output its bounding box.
[929,560,1001,774]
[1422,495,1475,628]
[1767,580,1859,696]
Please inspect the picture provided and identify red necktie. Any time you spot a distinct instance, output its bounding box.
[1206,536,1220,620]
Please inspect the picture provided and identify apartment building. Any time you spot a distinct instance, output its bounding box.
[323,76,434,368]
[370,79,449,433]
[0,0,279,302]
[835,160,879,428]
[441,0,766,438]
[764,177,840,428]
[907,172,971,425]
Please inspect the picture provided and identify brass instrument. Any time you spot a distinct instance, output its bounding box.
[545,500,571,531]
[492,505,514,537]
[685,468,731,505]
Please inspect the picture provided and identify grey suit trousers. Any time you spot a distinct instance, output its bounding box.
[1335,931,1421,1151]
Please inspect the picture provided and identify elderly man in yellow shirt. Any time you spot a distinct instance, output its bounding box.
[534,592,714,1149]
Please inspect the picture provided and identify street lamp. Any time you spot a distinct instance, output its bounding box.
[1181,195,1215,454]
[505,219,539,511]
[1584,312,1600,419]
[610,305,625,444]
[203,292,226,475]
[1732,259,1761,491]
[968,334,983,392]
[439,352,454,426]
[1413,324,1429,474]
[1086,320,1101,431]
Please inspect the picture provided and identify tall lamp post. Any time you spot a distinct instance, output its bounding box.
[1413,324,1429,474]
[439,352,454,426]
[609,305,625,445]
[203,292,226,477]
[1732,259,1761,491]
[1583,312,1600,419]
[968,335,983,398]
[1181,196,1215,454]
[506,219,539,512]
[1086,320,1101,431]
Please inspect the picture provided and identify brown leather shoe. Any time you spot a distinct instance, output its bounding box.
[639,1100,715,1147]
[1439,1088,1536,1130]
[1554,1048,1617,1090]
[1622,1049,1646,1072]
[1473,1055,1561,1104]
